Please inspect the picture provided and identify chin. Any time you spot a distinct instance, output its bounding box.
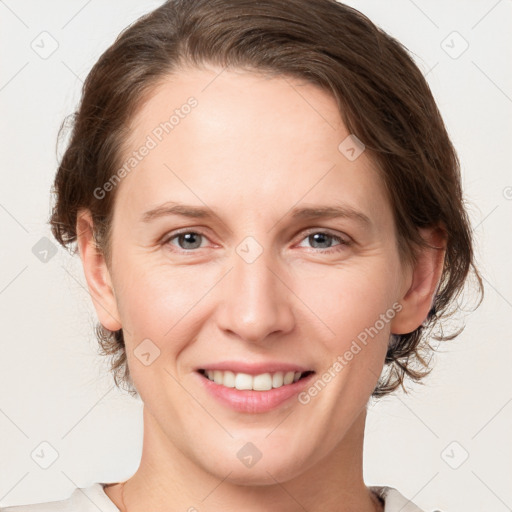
[199,445,311,486]
[225,465,305,487]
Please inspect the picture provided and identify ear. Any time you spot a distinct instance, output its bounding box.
[76,209,122,331]
[390,225,446,335]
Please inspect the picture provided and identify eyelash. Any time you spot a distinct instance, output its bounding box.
[161,229,352,254]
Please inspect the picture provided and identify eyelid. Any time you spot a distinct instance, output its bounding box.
[297,227,352,244]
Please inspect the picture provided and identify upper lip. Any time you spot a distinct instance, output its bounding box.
[197,361,314,375]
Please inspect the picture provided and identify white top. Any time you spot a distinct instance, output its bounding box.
[0,483,426,512]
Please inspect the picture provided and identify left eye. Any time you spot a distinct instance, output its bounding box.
[297,231,350,253]
[163,230,350,253]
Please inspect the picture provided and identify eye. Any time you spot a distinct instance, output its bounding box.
[297,230,351,253]
[163,230,209,251]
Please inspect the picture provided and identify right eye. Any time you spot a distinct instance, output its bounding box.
[162,230,210,251]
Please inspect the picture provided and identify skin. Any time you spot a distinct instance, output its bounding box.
[77,65,446,512]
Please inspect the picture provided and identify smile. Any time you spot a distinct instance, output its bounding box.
[198,369,315,391]
[196,369,316,413]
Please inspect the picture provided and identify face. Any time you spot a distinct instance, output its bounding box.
[87,65,418,484]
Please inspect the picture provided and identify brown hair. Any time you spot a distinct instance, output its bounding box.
[50,0,483,399]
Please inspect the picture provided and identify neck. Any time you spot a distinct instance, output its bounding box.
[106,406,381,512]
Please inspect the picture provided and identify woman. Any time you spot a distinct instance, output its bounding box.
[2,0,482,510]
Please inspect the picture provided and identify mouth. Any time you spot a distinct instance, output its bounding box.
[197,369,315,391]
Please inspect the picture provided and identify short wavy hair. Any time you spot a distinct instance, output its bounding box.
[50,0,483,399]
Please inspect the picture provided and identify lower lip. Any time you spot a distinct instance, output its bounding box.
[196,371,315,413]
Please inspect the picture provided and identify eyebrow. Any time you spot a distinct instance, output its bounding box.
[140,201,372,227]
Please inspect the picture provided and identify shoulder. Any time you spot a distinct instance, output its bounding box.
[0,483,119,512]
[370,485,428,512]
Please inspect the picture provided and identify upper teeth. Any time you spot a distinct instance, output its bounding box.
[204,370,303,391]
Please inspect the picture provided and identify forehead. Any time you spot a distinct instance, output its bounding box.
[128,66,351,159]
[115,66,390,227]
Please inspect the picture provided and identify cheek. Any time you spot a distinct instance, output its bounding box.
[294,258,401,346]
[115,264,199,397]
[114,256,196,326]
[113,258,217,367]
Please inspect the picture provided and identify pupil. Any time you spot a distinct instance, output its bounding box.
[180,232,201,249]
[310,233,331,248]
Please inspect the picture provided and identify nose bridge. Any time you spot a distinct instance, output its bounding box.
[218,235,294,342]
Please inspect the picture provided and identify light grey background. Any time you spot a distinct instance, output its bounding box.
[0,1,511,510]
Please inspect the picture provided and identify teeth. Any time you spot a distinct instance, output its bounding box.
[235,373,253,390]
[202,370,305,390]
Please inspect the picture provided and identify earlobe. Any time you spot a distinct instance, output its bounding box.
[390,226,446,335]
[76,209,122,332]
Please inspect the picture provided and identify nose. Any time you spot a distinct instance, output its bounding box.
[216,241,296,345]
